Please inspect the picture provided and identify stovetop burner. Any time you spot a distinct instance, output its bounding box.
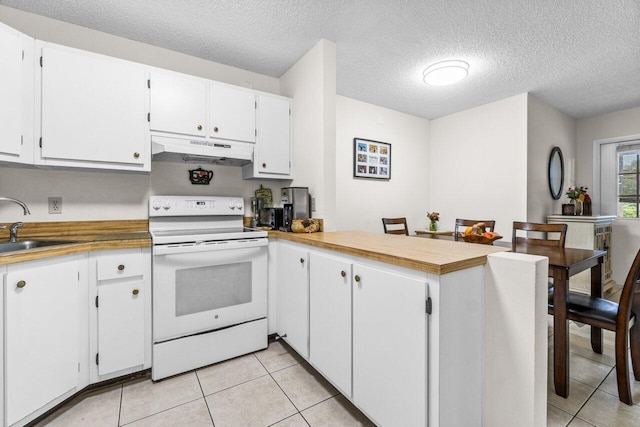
[149,196,268,244]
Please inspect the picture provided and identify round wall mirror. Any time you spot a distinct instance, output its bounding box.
[548,147,564,200]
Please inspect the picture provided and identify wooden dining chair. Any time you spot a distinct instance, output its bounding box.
[382,217,409,236]
[548,249,640,405]
[512,221,567,248]
[454,219,496,241]
[513,221,567,288]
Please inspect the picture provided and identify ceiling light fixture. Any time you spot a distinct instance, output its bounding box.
[423,60,469,86]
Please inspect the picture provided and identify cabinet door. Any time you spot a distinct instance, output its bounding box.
[352,264,427,427]
[98,279,145,375]
[309,252,352,395]
[149,69,207,137]
[5,258,80,426]
[40,44,147,168]
[0,23,34,165]
[210,84,256,142]
[255,95,291,175]
[276,243,309,358]
[0,23,24,159]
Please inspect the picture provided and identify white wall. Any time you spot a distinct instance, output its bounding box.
[527,94,576,222]
[430,94,528,240]
[576,107,640,284]
[0,6,288,223]
[335,96,430,233]
[280,39,337,229]
[576,106,640,192]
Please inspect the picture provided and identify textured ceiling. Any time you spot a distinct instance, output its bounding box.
[2,0,639,119]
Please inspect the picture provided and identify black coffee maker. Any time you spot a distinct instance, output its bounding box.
[281,204,293,231]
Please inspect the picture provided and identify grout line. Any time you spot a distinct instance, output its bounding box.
[267,413,311,427]
[566,365,614,425]
[253,345,303,421]
[117,384,123,427]
[119,396,206,426]
[194,368,217,426]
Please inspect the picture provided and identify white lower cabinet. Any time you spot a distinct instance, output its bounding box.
[4,255,87,426]
[280,243,427,426]
[308,252,352,396]
[275,242,309,358]
[352,263,426,427]
[91,248,151,382]
[0,247,151,426]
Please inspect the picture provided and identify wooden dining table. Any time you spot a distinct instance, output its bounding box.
[512,243,606,398]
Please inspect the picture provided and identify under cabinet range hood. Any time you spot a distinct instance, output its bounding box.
[151,135,254,166]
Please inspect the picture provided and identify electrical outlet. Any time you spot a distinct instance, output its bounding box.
[311,197,316,212]
[48,197,62,214]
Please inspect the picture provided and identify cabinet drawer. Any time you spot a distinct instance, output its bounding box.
[97,249,143,281]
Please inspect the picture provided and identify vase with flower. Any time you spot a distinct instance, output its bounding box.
[427,211,439,231]
[565,186,589,216]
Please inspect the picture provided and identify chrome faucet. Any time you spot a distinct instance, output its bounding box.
[0,197,30,242]
[0,197,31,215]
[9,222,23,243]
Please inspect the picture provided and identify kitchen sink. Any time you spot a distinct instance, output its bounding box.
[0,240,79,254]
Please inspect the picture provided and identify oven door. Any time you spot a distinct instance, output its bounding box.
[152,238,267,343]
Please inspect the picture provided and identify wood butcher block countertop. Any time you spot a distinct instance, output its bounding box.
[0,220,150,266]
[269,230,510,275]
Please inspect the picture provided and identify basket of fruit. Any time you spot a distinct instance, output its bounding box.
[459,222,502,244]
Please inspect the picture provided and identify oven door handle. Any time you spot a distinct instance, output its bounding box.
[154,238,268,255]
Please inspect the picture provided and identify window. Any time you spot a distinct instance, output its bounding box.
[596,136,640,217]
[617,145,640,217]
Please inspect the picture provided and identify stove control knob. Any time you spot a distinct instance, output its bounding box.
[152,201,162,211]
[235,201,243,209]
[229,202,236,210]
[163,201,171,210]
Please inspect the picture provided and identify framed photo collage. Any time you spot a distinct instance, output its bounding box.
[353,138,391,179]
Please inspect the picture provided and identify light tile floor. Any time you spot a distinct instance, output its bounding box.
[34,287,640,427]
[547,285,640,427]
[34,340,373,427]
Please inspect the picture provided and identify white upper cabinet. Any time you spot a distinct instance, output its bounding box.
[37,42,149,171]
[148,70,257,144]
[243,94,292,179]
[149,69,207,137]
[210,83,256,142]
[0,22,34,164]
[0,21,293,174]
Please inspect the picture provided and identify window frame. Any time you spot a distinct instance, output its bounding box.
[593,134,640,218]
[617,148,640,218]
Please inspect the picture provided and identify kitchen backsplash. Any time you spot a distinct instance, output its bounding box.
[0,162,290,222]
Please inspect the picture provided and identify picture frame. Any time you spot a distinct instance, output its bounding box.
[353,138,391,179]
